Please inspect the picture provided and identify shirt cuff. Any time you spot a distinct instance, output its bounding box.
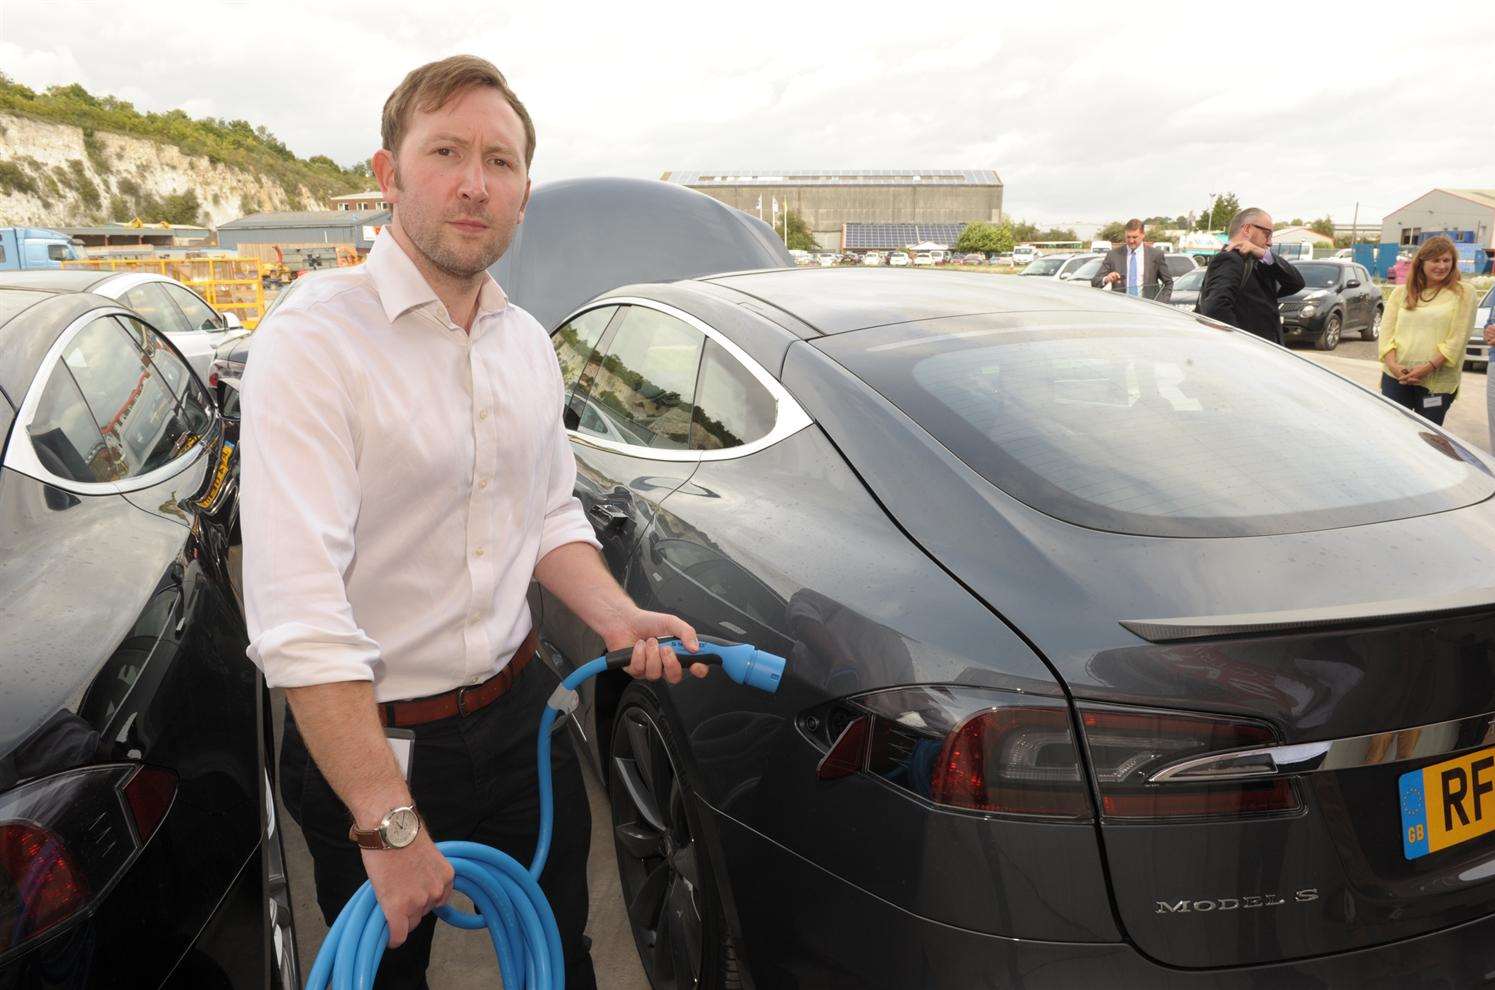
[538,499,602,561]
[1261,249,1274,265]
[248,621,379,689]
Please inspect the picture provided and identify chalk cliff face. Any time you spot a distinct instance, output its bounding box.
[0,111,332,229]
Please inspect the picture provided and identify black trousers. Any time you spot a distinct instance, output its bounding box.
[1380,372,1456,426]
[280,660,598,990]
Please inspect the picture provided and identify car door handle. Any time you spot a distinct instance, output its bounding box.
[587,502,629,530]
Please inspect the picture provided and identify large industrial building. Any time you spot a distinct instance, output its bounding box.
[1379,188,1495,272]
[661,170,1003,250]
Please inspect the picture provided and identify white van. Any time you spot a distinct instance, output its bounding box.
[1012,245,1039,264]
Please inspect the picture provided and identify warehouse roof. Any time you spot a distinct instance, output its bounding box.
[220,209,390,230]
[661,169,1001,187]
[1446,189,1495,210]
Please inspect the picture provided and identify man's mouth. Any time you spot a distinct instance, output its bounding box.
[449,219,490,233]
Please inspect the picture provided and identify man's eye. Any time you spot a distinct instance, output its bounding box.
[435,147,454,157]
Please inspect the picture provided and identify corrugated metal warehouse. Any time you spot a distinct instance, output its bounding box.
[660,170,1003,250]
[217,209,391,252]
[1380,189,1495,271]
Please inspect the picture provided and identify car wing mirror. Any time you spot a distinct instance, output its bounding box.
[221,312,243,330]
[1344,279,1361,289]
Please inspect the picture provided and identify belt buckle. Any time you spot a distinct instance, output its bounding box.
[456,684,473,718]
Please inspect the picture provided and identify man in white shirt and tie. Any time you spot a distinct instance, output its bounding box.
[240,55,706,988]
[1092,218,1174,302]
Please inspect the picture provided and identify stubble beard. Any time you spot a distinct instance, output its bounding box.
[393,169,514,280]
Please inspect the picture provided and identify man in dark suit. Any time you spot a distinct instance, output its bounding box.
[1092,219,1173,301]
[1198,207,1306,344]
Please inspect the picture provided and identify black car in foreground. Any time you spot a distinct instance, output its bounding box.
[0,284,295,986]
[1279,259,1384,350]
[489,179,1495,989]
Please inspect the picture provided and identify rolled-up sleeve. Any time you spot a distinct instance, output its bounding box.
[1439,287,1478,364]
[537,413,602,561]
[241,315,381,687]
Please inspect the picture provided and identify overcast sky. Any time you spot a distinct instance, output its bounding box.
[3,0,1492,227]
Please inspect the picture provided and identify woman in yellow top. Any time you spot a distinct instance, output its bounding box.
[1378,235,1479,425]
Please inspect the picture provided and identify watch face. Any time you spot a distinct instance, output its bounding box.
[384,808,420,848]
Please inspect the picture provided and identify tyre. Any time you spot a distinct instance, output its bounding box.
[609,684,742,990]
[1364,306,1382,341]
[1316,311,1342,351]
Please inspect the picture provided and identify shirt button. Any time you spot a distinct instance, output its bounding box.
[474,547,485,557]
[479,478,489,490]
[479,409,490,421]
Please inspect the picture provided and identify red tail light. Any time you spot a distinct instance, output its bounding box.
[1076,705,1300,820]
[809,686,1093,821]
[932,707,1091,817]
[0,764,176,960]
[0,824,89,950]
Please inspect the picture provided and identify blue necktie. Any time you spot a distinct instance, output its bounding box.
[1128,250,1140,296]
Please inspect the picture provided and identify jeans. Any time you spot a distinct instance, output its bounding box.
[280,659,598,990]
[1380,372,1455,426]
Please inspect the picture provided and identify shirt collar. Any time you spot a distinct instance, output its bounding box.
[364,228,510,326]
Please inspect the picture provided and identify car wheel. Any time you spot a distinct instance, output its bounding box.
[1316,312,1342,351]
[610,684,741,990]
[1364,306,1382,341]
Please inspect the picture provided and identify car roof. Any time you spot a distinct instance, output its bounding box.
[701,267,1150,335]
[0,269,112,293]
[0,290,118,401]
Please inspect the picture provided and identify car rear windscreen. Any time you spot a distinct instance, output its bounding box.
[823,315,1495,537]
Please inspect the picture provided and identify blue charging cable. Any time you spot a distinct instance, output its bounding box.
[306,636,786,990]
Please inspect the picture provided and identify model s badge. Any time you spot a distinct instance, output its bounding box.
[1155,889,1319,914]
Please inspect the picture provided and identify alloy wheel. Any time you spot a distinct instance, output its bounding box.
[1318,313,1342,350]
[1365,307,1382,340]
[610,705,706,990]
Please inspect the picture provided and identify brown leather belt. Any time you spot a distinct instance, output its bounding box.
[378,627,540,728]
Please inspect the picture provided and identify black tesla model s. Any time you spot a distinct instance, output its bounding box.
[0,280,296,987]
[494,180,1495,989]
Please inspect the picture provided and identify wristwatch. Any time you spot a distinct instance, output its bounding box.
[349,805,422,850]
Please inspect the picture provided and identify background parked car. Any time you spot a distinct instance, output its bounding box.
[1011,244,1038,265]
[1279,259,1383,350]
[1465,283,1494,371]
[861,252,885,266]
[888,251,911,267]
[1166,266,1206,310]
[0,282,295,986]
[1020,253,1088,277]
[491,178,1495,989]
[960,253,985,265]
[0,269,247,383]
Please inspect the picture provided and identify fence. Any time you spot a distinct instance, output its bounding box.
[62,256,267,328]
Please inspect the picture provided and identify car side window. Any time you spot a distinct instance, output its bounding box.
[578,306,704,451]
[553,306,617,393]
[122,281,191,335]
[27,360,122,483]
[64,316,203,478]
[161,282,224,331]
[690,339,777,451]
[118,316,214,439]
[1355,266,1372,285]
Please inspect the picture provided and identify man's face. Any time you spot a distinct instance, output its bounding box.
[1124,227,1144,249]
[1241,214,1274,249]
[375,86,531,279]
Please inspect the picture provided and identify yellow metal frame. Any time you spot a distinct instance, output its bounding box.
[62,257,268,329]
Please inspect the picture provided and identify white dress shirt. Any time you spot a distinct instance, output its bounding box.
[240,231,599,702]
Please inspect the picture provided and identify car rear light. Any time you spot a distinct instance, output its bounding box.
[808,686,1093,821]
[0,765,176,960]
[1075,704,1300,821]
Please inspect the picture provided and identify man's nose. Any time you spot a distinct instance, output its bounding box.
[457,156,489,202]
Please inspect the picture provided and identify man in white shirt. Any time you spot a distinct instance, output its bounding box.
[241,55,706,988]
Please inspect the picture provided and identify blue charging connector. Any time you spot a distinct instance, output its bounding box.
[307,635,785,990]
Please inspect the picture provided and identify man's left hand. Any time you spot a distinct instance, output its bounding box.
[606,610,708,683]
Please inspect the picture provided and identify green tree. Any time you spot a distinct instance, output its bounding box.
[1034,226,1078,242]
[1097,220,1128,244]
[1010,219,1041,243]
[1309,216,1336,238]
[783,210,816,252]
[1195,193,1241,231]
[955,220,1014,254]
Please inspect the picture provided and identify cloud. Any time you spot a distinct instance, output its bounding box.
[2,0,1492,224]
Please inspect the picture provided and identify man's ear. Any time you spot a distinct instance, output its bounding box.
[516,177,531,224]
[372,148,398,206]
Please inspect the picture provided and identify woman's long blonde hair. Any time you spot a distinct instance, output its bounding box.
[1405,235,1461,310]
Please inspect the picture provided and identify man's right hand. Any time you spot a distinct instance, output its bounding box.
[1483,323,1495,347]
[1102,271,1121,285]
[361,833,454,947]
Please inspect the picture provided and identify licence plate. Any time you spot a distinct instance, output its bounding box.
[1400,747,1495,859]
[196,440,235,509]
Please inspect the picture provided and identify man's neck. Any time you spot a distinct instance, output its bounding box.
[389,219,484,333]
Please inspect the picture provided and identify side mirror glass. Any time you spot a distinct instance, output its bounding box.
[222,311,243,330]
[1344,280,1361,289]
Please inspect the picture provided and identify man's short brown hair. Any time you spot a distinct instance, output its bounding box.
[1125,218,1144,232]
[381,55,536,169]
